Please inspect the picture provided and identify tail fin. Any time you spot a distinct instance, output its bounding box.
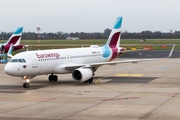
[5,27,23,46]
[104,17,122,48]
[102,17,122,61]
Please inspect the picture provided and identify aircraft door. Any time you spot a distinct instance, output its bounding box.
[30,54,38,68]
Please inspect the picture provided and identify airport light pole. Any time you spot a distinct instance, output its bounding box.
[36,27,41,50]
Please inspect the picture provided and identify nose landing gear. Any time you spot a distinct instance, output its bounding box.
[23,79,30,88]
[23,83,29,88]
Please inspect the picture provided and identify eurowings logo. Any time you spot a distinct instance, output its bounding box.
[22,65,27,69]
[36,53,60,58]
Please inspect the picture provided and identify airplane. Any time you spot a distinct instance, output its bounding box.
[0,27,28,54]
[4,17,175,88]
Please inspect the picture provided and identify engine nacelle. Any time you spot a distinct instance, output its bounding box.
[72,68,93,82]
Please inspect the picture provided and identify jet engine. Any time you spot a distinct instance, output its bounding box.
[72,68,93,82]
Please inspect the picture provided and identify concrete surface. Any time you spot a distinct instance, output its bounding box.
[0,51,180,119]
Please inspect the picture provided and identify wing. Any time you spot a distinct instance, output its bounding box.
[65,44,175,70]
[64,58,158,70]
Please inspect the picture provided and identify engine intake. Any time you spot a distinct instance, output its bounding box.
[72,68,93,82]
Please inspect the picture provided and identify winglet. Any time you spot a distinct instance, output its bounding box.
[168,44,175,58]
[7,43,13,58]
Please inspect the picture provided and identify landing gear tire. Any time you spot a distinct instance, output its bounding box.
[49,75,53,82]
[23,83,29,88]
[53,75,58,81]
[89,77,93,83]
[49,75,58,82]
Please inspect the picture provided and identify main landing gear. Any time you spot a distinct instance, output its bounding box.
[49,74,58,82]
[84,77,93,83]
[84,71,95,83]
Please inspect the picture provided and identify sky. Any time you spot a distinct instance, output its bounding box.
[0,0,180,33]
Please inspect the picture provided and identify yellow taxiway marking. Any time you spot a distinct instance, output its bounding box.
[116,74,130,76]
[116,74,144,77]
[130,74,144,77]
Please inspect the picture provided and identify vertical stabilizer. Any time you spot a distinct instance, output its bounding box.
[102,17,123,61]
[5,27,23,46]
[105,17,122,48]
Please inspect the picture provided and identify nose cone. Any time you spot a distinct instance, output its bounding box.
[4,64,13,76]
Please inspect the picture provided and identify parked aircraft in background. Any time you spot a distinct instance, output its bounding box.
[4,17,175,88]
[0,27,28,54]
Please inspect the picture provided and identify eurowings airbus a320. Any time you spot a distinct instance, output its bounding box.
[4,17,174,88]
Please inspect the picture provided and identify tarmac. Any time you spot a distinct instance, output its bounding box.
[0,50,180,120]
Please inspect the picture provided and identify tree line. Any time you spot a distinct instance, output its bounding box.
[0,29,180,40]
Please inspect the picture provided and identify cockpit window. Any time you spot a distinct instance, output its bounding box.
[9,59,26,63]
[12,59,18,62]
[9,59,13,62]
[22,59,26,63]
[18,59,23,63]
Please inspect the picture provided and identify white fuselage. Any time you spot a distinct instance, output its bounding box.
[4,17,125,83]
